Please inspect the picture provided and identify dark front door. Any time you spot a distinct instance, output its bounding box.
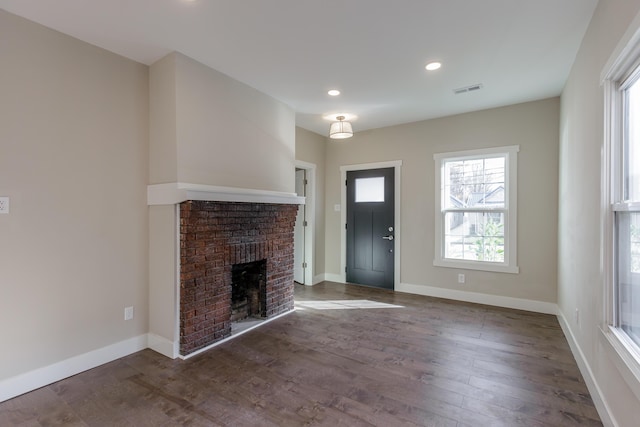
[346,168,395,289]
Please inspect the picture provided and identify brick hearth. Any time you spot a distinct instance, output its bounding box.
[179,200,298,355]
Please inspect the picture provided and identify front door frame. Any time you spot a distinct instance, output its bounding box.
[340,160,402,288]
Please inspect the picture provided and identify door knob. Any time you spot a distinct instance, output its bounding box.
[382,235,394,241]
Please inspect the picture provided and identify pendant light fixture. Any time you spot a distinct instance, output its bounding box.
[329,116,353,139]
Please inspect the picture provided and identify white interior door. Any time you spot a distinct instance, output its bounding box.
[294,169,306,283]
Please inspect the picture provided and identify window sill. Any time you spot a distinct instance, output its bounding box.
[601,326,640,402]
[433,258,519,274]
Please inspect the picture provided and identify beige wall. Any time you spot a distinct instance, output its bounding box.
[149,53,178,184]
[0,11,149,381]
[295,127,327,280]
[148,205,177,349]
[149,52,296,193]
[559,0,640,425]
[325,98,559,303]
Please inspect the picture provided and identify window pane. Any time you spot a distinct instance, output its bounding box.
[443,156,505,209]
[355,177,384,202]
[617,212,640,347]
[627,80,640,202]
[443,212,505,262]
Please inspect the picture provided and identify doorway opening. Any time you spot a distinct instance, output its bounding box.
[294,161,316,285]
[294,168,306,284]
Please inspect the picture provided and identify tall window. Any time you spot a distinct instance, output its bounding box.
[434,146,519,273]
[601,21,640,395]
[611,66,640,349]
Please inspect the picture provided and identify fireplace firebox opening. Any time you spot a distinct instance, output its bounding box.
[231,259,267,323]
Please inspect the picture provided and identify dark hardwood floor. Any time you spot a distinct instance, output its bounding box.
[0,282,602,426]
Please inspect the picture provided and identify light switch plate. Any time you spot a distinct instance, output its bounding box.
[0,197,9,214]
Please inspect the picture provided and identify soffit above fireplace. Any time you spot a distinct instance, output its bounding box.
[147,182,305,206]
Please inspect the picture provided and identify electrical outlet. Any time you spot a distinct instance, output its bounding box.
[124,306,134,321]
[574,308,579,326]
[458,273,465,284]
[0,197,9,214]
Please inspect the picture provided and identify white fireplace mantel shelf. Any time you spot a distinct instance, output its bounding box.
[147,182,305,206]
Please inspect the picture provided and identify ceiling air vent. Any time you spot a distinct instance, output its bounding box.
[453,83,483,95]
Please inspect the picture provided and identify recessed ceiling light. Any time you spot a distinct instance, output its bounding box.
[328,89,341,96]
[425,62,442,71]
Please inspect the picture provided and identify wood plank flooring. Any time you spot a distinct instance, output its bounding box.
[0,282,602,426]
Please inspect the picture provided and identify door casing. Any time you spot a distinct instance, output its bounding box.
[295,160,316,286]
[339,161,402,288]
[294,168,306,284]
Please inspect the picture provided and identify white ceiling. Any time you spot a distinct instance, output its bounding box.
[1,0,599,136]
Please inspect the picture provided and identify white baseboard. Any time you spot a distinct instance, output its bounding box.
[147,333,179,359]
[0,334,148,403]
[396,282,558,315]
[557,311,616,427]
[323,273,346,284]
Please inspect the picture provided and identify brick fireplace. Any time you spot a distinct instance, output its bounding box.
[179,200,298,355]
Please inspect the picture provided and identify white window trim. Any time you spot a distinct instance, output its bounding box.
[433,145,519,274]
[601,9,640,403]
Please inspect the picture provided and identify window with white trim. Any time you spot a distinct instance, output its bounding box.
[605,55,640,354]
[434,146,519,274]
[601,21,640,398]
